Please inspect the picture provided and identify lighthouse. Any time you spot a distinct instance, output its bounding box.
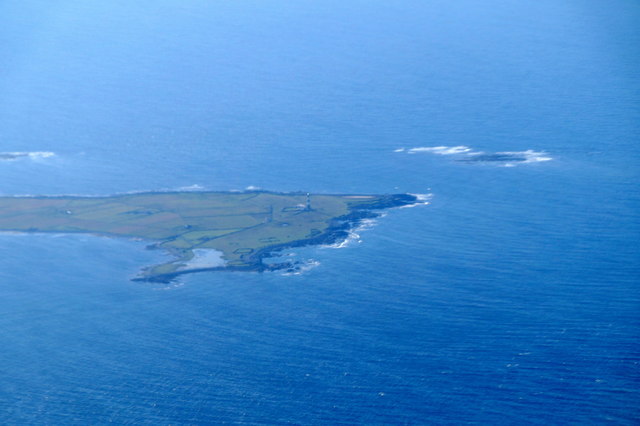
[306,193,311,211]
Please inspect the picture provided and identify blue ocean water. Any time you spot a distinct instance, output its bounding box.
[0,0,638,423]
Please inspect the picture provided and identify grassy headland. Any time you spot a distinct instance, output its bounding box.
[0,191,417,282]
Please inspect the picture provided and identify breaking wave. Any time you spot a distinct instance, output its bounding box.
[396,145,552,166]
[178,184,206,191]
[0,151,56,161]
[493,150,553,166]
[281,259,321,276]
[401,193,433,208]
[323,217,380,249]
[153,281,186,291]
[407,146,473,155]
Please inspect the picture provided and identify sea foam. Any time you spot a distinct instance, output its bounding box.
[323,217,380,249]
[401,193,433,208]
[397,145,552,166]
[0,151,56,161]
[498,150,553,165]
[281,259,321,276]
[407,146,473,155]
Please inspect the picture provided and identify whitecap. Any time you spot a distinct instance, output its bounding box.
[407,146,473,155]
[323,217,380,249]
[496,150,553,166]
[412,193,433,202]
[178,184,205,191]
[401,145,552,166]
[28,151,56,159]
[153,281,186,291]
[323,231,360,249]
[281,259,321,276]
[401,193,433,208]
[521,150,553,163]
[0,151,56,161]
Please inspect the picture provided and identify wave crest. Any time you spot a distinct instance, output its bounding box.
[0,151,56,161]
[397,145,552,166]
[407,146,472,155]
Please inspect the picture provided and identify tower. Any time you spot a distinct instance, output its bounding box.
[306,193,311,211]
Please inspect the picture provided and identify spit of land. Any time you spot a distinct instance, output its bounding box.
[0,191,417,282]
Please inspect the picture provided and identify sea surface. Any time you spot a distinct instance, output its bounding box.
[0,1,639,424]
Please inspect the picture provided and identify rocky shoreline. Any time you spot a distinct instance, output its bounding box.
[137,193,418,283]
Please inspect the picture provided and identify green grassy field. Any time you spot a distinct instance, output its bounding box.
[0,191,415,282]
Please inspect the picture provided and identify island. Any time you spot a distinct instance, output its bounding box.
[0,152,31,160]
[0,191,418,282]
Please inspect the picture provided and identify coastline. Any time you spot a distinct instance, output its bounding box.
[0,190,419,284]
[133,193,418,283]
